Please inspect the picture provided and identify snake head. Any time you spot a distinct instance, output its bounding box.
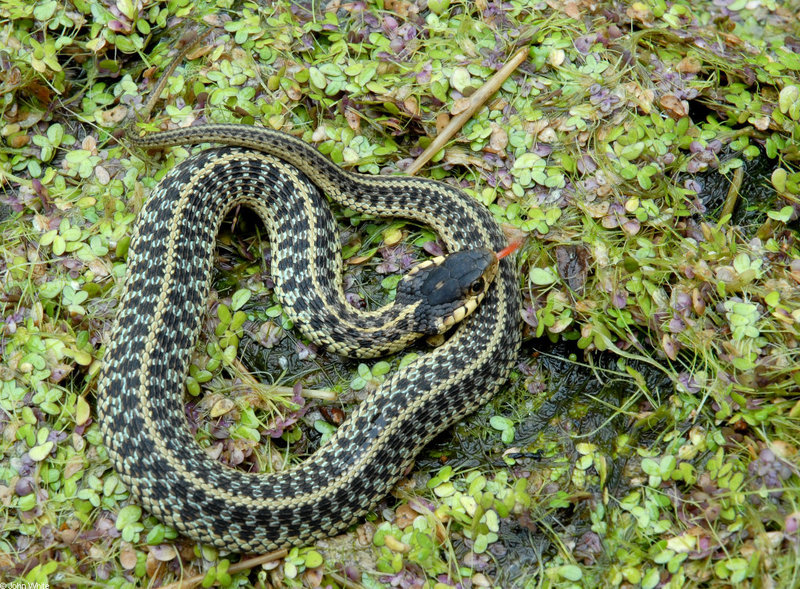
[397,248,499,335]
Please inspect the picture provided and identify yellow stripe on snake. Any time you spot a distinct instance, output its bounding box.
[97,124,521,552]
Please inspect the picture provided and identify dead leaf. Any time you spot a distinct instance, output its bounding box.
[660,94,688,119]
[403,96,420,116]
[451,97,471,116]
[345,108,361,132]
[210,397,235,418]
[395,503,419,529]
[677,56,702,74]
[120,545,138,570]
[487,122,508,153]
[436,112,450,134]
[556,244,589,294]
[149,544,177,562]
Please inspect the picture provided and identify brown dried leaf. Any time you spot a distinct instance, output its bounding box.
[0,484,12,508]
[82,135,97,154]
[100,104,128,125]
[626,3,654,26]
[487,122,508,153]
[500,224,527,252]
[451,97,471,116]
[64,454,84,479]
[357,522,375,546]
[395,503,419,529]
[562,1,583,19]
[383,0,417,17]
[209,397,235,418]
[660,94,688,119]
[120,545,138,570]
[256,320,283,348]
[95,165,110,185]
[149,543,177,562]
[584,201,610,218]
[403,96,420,117]
[187,42,215,60]
[677,56,702,74]
[8,134,30,148]
[344,108,361,132]
[625,82,655,114]
[662,333,678,361]
[435,112,450,134]
[538,126,557,143]
[145,550,162,578]
[443,148,492,170]
[555,245,589,294]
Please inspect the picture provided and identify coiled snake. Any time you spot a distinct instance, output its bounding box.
[97,124,521,551]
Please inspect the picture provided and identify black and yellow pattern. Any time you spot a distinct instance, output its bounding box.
[97,125,521,552]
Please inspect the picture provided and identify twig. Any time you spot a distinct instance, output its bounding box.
[718,166,744,225]
[405,46,529,176]
[232,357,338,401]
[133,28,214,127]
[755,218,778,242]
[269,384,338,401]
[158,548,288,589]
[326,570,365,588]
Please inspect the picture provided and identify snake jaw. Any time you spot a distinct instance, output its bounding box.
[398,248,499,336]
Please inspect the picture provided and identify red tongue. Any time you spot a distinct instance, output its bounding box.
[496,241,522,260]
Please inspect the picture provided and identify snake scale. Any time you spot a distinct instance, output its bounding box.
[97,124,521,552]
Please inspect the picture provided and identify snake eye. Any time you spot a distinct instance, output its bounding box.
[468,277,485,296]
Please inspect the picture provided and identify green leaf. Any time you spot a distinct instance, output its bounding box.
[116,0,136,20]
[642,567,660,589]
[18,493,37,511]
[308,67,327,90]
[450,67,471,93]
[38,280,64,299]
[764,291,780,307]
[513,152,543,169]
[472,533,489,553]
[620,141,645,160]
[75,396,91,426]
[489,415,513,431]
[776,50,800,72]
[557,565,583,581]
[767,206,793,222]
[115,505,142,530]
[372,361,391,376]
[304,550,324,568]
[641,458,660,476]
[29,441,54,461]
[34,0,58,19]
[52,235,66,255]
[47,122,64,146]
[217,304,231,325]
[231,288,251,311]
[529,267,557,285]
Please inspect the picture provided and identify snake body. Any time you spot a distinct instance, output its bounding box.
[97,125,521,551]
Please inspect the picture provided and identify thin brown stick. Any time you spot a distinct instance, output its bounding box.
[326,570,365,588]
[718,166,744,225]
[133,28,213,126]
[231,357,337,401]
[159,549,289,589]
[405,46,529,176]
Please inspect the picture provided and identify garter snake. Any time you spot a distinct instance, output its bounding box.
[97,124,521,552]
